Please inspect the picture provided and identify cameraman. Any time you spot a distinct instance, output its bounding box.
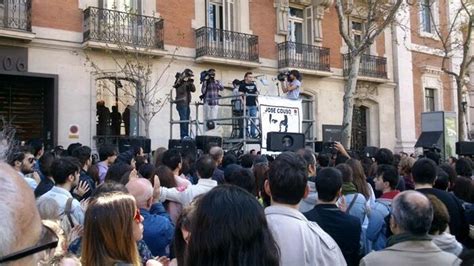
[281,69,302,100]
[201,68,224,130]
[173,68,196,139]
[239,72,258,138]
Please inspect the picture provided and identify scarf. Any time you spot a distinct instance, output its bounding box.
[386,233,431,247]
[342,182,358,195]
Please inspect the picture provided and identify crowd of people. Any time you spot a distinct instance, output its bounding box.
[2,139,474,265]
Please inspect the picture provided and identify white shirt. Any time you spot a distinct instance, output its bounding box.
[39,186,84,225]
[18,172,37,190]
[265,205,347,266]
[159,178,217,206]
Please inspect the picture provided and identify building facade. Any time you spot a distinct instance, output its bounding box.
[0,0,457,153]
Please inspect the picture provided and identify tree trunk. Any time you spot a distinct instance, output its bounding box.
[456,78,466,141]
[144,119,151,138]
[341,54,361,149]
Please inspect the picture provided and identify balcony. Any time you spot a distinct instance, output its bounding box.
[82,7,166,56]
[343,53,388,82]
[195,27,260,68]
[0,0,34,41]
[278,42,331,76]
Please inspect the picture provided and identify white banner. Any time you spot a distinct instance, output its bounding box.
[258,96,302,150]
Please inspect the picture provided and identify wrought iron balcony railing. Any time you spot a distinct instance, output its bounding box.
[343,53,387,79]
[278,42,330,72]
[83,7,164,49]
[195,27,259,62]
[0,0,31,31]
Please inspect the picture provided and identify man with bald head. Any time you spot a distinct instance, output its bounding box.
[0,162,57,265]
[360,191,461,265]
[126,178,174,257]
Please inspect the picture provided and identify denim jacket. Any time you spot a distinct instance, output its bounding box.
[141,203,175,257]
[366,198,392,251]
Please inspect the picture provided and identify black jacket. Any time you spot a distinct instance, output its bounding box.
[175,81,196,105]
[304,204,361,266]
[417,188,470,246]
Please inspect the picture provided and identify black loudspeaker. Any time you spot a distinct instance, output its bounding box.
[168,139,197,156]
[456,141,474,156]
[267,132,305,152]
[118,137,151,153]
[195,136,223,154]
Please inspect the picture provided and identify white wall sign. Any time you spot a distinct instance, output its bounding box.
[259,96,302,150]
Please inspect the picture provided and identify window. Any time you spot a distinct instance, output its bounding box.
[425,88,436,112]
[102,0,142,13]
[421,0,432,33]
[352,21,363,45]
[96,77,140,137]
[351,20,370,55]
[288,7,313,45]
[207,0,234,31]
[420,0,439,35]
[288,7,304,44]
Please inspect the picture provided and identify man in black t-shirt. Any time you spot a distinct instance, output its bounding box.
[412,158,470,246]
[239,72,258,138]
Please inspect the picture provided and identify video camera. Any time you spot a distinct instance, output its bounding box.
[173,69,194,88]
[277,71,290,82]
[200,69,216,84]
[277,69,302,82]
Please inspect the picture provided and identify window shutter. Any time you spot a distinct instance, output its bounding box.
[223,0,234,31]
[304,6,313,45]
[137,0,142,15]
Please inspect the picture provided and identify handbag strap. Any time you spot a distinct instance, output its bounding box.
[346,194,359,214]
[65,197,75,228]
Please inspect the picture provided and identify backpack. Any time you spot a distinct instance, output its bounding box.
[60,197,77,231]
[376,199,393,238]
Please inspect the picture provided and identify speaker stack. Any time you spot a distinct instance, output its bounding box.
[456,141,474,156]
[266,132,305,152]
[195,136,223,154]
[168,138,197,156]
[118,137,151,153]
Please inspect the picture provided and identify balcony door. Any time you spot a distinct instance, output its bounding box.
[287,6,314,64]
[101,0,144,45]
[207,0,235,56]
[103,0,141,12]
[0,0,29,30]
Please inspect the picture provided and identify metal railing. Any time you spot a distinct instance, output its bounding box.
[0,0,31,31]
[343,53,387,79]
[83,7,164,49]
[278,42,330,72]
[195,27,259,62]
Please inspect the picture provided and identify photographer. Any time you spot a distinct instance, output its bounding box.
[280,69,302,100]
[173,68,196,139]
[200,68,224,130]
[239,72,259,138]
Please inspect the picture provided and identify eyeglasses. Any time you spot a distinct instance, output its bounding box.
[134,208,141,223]
[27,157,35,164]
[0,224,59,263]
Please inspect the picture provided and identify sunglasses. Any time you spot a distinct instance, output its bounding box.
[0,224,58,263]
[134,208,141,223]
[27,157,35,164]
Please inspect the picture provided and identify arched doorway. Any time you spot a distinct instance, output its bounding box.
[351,105,368,151]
